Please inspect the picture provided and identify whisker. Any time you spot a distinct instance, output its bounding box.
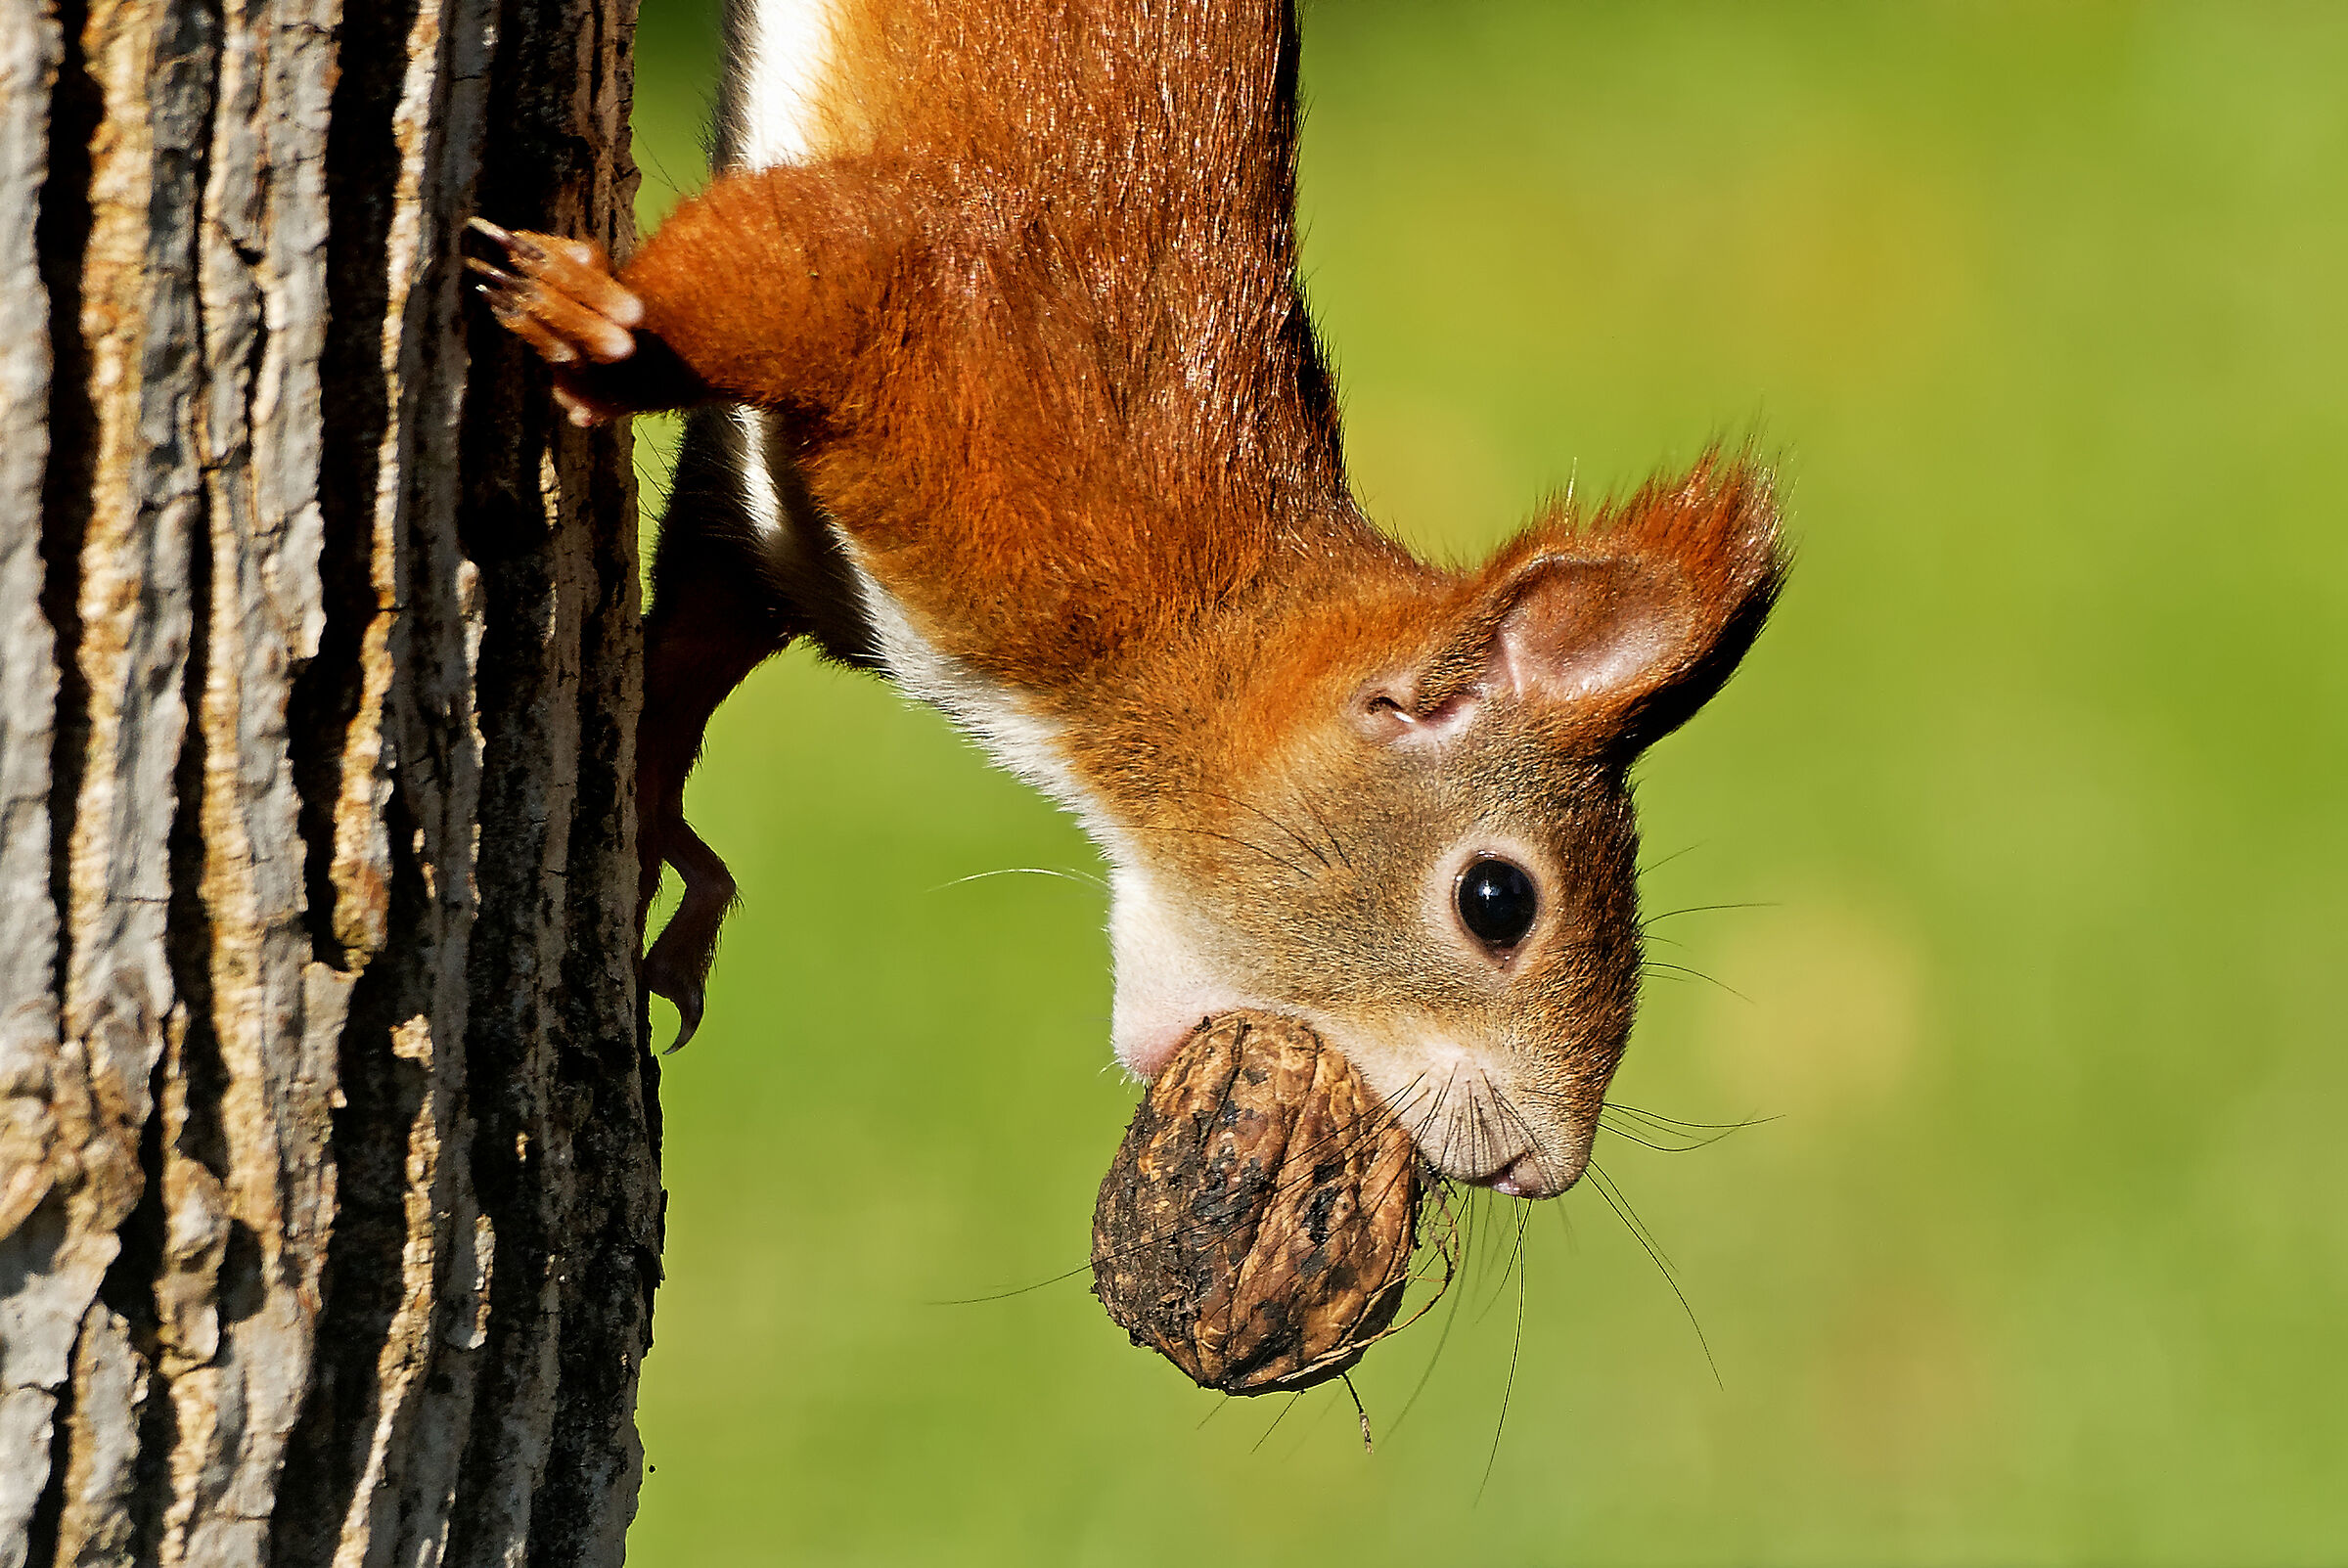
[928,1261,1110,1306]
[1128,823,1314,879]
[1386,1182,1470,1442]
[926,866,1108,894]
[1250,1392,1304,1454]
[1605,1102,1779,1136]
[1398,1068,1461,1184]
[1598,1121,1715,1154]
[1639,900,1777,930]
[1586,1160,1676,1271]
[1226,792,1332,870]
[1641,961,1751,1003]
[1585,1161,1721,1390]
[1151,785,1332,870]
[1597,1104,1771,1152]
[1471,1185,1506,1280]
[1290,782,1357,872]
[1635,842,1705,877]
[1476,1202,1532,1502]
[1486,1082,1551,1178]
[1474,1134,1532,1331]
[1277,1387,1341,1463]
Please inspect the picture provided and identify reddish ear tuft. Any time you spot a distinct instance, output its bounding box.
[1477,450,1785,749]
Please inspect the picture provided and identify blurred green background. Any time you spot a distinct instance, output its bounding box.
[621,4,2347,1562]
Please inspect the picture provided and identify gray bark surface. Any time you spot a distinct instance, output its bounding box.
[0,0,657,1562]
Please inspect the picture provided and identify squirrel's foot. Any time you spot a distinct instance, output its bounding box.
[642,815,738,1053]
[467,218,686,426]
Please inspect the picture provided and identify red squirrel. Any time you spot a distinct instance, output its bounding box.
[470,0,1784,1198]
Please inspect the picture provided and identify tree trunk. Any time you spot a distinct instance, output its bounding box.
[0,0,658,1560]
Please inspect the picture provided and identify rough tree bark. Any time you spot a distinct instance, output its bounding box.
[0,0,659,1561]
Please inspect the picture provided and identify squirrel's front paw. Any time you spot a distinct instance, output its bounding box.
[467,218,653,426]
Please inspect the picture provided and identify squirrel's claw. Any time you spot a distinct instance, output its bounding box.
[650,970,704,1056]
[640,815,738,1054]
[468,213,708,421]
[466,214,520,249]
[465,216,643,366]
[644,923,713,1055]
[468,257,581,366]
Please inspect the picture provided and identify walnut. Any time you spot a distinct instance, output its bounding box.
[1090,1012,1446,1394]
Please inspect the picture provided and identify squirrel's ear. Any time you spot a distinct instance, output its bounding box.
[1480,452,1786,750]
[1488,557,1692,704]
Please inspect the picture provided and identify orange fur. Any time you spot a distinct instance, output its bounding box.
[476,0,1785,1193]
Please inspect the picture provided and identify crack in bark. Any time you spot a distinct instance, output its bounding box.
[268,782,431,1567]
[83,1043,171,1568]
[264,0,428,1552]
[19,1326,70,1568]
[34,0,95,1016]
[293,0,421,976]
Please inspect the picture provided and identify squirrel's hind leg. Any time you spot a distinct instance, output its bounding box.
[638,407,808,1048]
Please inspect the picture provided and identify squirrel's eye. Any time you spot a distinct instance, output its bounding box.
[1456,857,1538,949]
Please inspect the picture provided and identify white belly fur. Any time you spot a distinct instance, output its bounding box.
[839,547,1275,1082]
[835,548,1091,820]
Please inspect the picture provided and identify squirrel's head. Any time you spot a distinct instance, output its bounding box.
[1097,455,1784,1197]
